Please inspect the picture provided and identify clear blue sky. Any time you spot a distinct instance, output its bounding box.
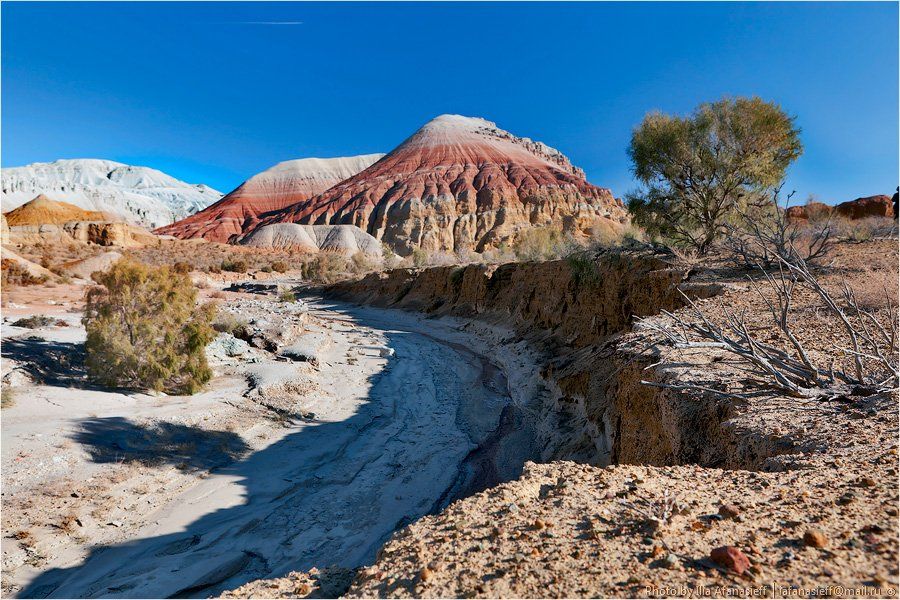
[3,2,897,203]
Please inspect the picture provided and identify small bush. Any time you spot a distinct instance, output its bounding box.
[83,260,217,394]
[411,248,428,268]
[221,259,248,273]
[302,254,349,284]
[350,251,379,274]
[212,313,248,335]
[260,265,273,273]
[172,262,192,274]
[567,253,603,287]
[279,290,297,303]
[513,227,580,262]
[1,387,15,409]
[270,261,289,273]
[1,261,48,286]
[12,315,57,329]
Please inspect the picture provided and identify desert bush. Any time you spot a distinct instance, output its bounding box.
[172,262,192,274]
[1,261,48,286]
[833,217,898,243]
[212,313,248,335]
[350,251,379,274]
[83,260,217,394]
[221,259,248,273]
[270,261,289,273]
[410,247,428,268]
[725,187,835,268]
[481,243,516,265]
[567,252,604,287]
[279,290,297,303]
[302,253,349,284]
[1,387,14,409]
[513,227,580,262]
[627,96,802,254]
[11,315,57,329]
[425,251,457,266]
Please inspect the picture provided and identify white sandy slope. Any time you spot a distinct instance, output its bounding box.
[1,159,222,229]
[242,154,386,198]
[240,223,383,257]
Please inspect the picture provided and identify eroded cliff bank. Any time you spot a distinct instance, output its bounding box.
[229,241,897,598]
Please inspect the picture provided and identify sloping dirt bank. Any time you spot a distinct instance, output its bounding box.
[227,242,898,598]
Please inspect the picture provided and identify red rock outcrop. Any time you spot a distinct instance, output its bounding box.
[784,201,831,221]
[155,155,383,243]
[834,195,894,220]
[249,115,627,255]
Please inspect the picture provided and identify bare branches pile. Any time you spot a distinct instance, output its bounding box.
[638,252,898,401]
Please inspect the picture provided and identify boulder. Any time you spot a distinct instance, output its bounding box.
[834,195,894,220]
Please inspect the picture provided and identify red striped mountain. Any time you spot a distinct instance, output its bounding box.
[247,115,626,255]
[155,154,383,243]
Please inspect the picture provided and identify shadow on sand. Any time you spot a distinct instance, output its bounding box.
[72,417,251,472]
[17,305,534,599]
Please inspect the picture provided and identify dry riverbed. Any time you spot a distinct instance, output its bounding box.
[1,282,539,598]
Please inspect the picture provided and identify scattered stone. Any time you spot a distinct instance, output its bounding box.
[859,477,877,488]
[710,546,751,575]
[663,553,679,570]
[803,530,828,548]
[719,504,741,519]
[419,567,433,583]
[532,519,545,530]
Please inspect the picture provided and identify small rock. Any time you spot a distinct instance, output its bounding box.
[803,530,828,548]
[859,477,877,488]
[533,519,545,530]
[719,504,741,519]
[663,553,679,570]
[837,492,855,506]
[507,503,519,513]
[419,567,433,583]
[710,546,751,575]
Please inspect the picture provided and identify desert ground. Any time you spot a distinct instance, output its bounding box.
[1,276,544,597]
[1,237,897,599]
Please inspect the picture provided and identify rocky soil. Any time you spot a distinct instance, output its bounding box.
[229,239,899,598]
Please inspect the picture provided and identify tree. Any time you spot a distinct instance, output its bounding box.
[626,97,802,254]
[83,260,216,394]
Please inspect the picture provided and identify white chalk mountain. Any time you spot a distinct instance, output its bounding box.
[1,159,222,229]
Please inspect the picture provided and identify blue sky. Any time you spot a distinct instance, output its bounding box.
[2,2,897,203]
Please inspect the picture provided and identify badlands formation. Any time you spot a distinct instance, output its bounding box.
[252,115,627,255]
[1,159,221,229]
[3,195,157,248]
[155,155,384,243]
[241,224,382,257]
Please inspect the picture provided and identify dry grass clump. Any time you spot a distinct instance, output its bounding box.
[1,387,15,409]
[1,261,49,286]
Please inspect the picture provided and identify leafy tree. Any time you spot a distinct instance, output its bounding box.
[626,97,802,254]
[83,260,216,394]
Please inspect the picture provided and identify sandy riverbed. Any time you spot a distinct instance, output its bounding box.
[1,288,541,598]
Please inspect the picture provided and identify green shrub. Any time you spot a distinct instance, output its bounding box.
[270,261,289,273]
[567,253,603,287]
[83,260,217,394]
[411,248,428,268]
[260,265,273,273]
[212,313,247,335]
[279,290,297,303]
[172,262,192,274]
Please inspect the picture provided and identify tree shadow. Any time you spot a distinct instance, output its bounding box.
[71,417,251,471]
[0,338,90,388]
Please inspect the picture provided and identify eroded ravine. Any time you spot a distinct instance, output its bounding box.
[19,298,534,599]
